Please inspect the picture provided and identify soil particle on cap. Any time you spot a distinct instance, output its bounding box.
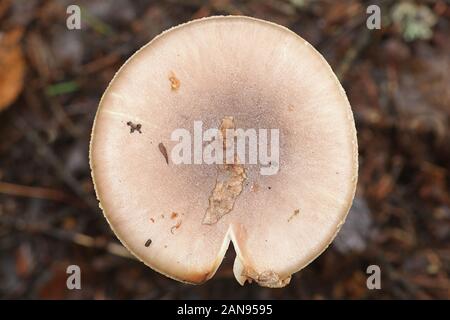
[158,142,169,164]
[170,212,178,219]
[288,209,300,222]
[126,121,142,133]
[169,71,180,91]
[203,117,247,225]
[150,218,155,223]
[144,239,152,247]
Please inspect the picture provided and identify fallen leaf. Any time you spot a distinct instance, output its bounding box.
[0,28,26,111]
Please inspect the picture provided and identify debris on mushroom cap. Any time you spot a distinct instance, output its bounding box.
[170,220,182,234]
[89,16,358,287]
[169,71,180,91]
[288,209,300,222]
[256,270,291,288]
[158,142,169,164]
[126,121,142,134]
[203,117,247,225]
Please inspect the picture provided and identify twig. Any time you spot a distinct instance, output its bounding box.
[48,100,82,137]
[336,28,371,81]
[81,52,121,75]
[12,115,99,213]
[0,215,133,260]
[0,181,85,208]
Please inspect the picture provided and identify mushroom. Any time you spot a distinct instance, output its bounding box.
[89,16,358,287]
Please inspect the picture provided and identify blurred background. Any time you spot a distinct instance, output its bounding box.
[0,0,449,299]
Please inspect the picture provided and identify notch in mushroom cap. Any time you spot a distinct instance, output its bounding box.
[89,16,358,287]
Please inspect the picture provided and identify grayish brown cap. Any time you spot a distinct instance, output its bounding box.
[89,16,358,287]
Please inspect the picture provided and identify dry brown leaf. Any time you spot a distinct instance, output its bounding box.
[0,28,26,111]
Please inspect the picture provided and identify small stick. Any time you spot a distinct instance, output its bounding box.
[0,216,133,259]
[0,181,84,208]
[13,116,99,213]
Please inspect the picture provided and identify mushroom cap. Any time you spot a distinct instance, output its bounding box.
[90,16,358,287]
